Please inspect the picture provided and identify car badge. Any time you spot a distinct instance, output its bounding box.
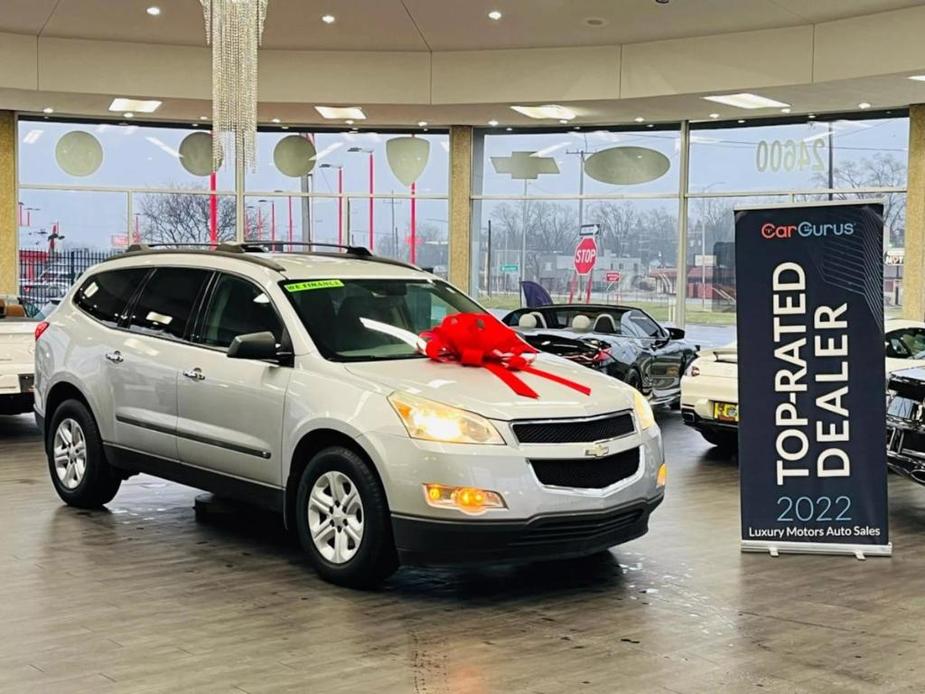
[585,442,609,458]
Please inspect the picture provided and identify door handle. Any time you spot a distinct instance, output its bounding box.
[104,351,124,364]
[183,367,205,381]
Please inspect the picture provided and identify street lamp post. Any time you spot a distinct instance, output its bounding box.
[347,147,374,251]
[320,163,345,245]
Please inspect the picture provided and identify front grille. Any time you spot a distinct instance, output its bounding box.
[530,447,640,489]
[512,412,634,444]
[510,506,645,547]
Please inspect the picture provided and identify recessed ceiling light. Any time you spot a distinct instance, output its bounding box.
[146,6,161,16]
[909,75,925,81]
[781,107,791,113]
[808,114,816,119]
[281,126,290,130]
[345,119,355,125]
[559,119,569,124]
[505,127,513,131]
[488,10,502,20]
[573,125,581,130]
[123,112,135,119]
[200,115,208,121]
[316,105,366,120]
[858,102,872,109]
[511,104,575,121]
[737,119,745,124]
[417,121,428,127]
[709,113,720,119]
[110,98,161,113]
[271,118,280,123]
[488,120,499,127]
[703,93,789,109]
[584,17,607,27]
[321,14,335,24]
[634,116,645,123]
[42,107,54,114]
[646,123,654,128]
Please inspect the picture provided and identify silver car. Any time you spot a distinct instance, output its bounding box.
[33,244,666,587]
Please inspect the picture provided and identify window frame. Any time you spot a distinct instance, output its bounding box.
[123,266,215,343]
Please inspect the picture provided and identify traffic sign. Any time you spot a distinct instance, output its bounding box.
[500,263,519,273]
[573,237,598,275]
[579,223,600,237]
[605,271,622,283]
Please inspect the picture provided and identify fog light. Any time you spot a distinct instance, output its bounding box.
[423,484,506,515]
[656,463,667,488]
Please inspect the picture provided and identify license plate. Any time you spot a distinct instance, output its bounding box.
[713,402,738,422]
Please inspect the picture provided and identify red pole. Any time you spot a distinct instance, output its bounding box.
[337,167,344,245]
[209,171,218,246]
[368,153,374,251]
[134,214,141,243]
[287,195,293,249]
[271,201,276,242]
[410,182,417,264]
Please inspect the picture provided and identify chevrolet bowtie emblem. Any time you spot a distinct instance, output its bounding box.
[585,443,609,458]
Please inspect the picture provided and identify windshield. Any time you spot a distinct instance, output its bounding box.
[281,278,483,362]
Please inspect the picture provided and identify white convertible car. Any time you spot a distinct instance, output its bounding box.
[680,318,925,450]
[0,297,36,416]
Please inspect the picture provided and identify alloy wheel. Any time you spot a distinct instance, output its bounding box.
[53,418,87,490]
[307,470,365,564]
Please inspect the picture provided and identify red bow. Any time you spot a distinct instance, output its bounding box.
[419,313,591,399]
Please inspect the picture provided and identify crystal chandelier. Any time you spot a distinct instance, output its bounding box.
[200,0,269,171]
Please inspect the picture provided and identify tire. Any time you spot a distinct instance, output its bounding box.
[700,429,738,451]
[295,445,398,588]
[46,399,121,508]
[624,369,642,390]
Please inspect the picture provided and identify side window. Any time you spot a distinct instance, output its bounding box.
[74,268,149,326]
[886,328,925,359]
[127,268,212,340]
[199,274,283,349]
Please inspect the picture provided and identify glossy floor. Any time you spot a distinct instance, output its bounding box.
[0,413,923,693]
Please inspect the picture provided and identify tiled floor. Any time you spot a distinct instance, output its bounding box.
[1,411,923,693]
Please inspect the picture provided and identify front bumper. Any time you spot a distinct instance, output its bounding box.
[392,494,663,565]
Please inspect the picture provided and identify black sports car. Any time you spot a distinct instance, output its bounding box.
[502,304,699,405]
[886,367,925,485]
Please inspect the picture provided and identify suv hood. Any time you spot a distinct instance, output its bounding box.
[346,353,634,421]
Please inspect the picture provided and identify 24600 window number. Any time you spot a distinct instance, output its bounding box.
[756,139,826,173]
[776,495,852,522]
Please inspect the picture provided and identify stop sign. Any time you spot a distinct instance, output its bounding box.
[574,237,598,275]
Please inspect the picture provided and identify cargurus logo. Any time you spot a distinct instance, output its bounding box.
[760,221,855,239]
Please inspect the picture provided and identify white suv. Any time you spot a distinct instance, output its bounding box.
[34,244,666,587]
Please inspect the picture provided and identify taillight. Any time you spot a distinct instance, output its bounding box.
[34,321,50,341]
[593,348,612,363]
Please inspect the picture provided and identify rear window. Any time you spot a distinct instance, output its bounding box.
[75,268,150,326]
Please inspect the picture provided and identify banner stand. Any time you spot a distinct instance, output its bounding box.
[742,540,892,560]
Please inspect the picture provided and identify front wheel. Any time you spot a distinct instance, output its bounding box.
[47,399,121,508]
[295,446,398,588]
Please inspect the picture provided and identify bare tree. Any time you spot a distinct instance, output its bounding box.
[138,188,237,245]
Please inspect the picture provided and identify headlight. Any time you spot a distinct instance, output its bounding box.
[684,363,700,377]
[633,388,656,430]
[388,392,504,445]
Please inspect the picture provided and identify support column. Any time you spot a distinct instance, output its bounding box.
[0,111,15,295]
[448,125,473,291]
[904,104,925,320]
[674,120,691,328]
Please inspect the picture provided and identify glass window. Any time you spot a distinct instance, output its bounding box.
[283,278,481,362]
[885,327,925,360]
[627,309,661,337]
[199,274,283,348]
[74,268,149,326]
[127,268,211,340]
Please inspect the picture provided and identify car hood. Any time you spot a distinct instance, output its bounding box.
[345,353,634,421]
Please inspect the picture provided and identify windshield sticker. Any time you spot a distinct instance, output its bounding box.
[284,279,344,292]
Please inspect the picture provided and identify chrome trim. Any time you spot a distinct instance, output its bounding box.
[115,414,271,460]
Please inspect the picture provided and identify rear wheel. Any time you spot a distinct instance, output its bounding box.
[47,399,121,508]
[700,429,738,452]
[295,446,398,588]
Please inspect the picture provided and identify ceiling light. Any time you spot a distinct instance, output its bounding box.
[417,121,428,127]
[199,115,208,121]
[345,119,355,125]
[109,98,161,113]
[146,6,161,16]
[506,127,513,131]
[511,104,576,121]
[709,113,720,119]
[488,10,502,20]
[646,123,654,128]
[634,116,645,123]
[123,112,135,119]
[315,106,366,120]
[909,75,925,81]
[559,119,569,124]
[858,102,872,109]
[271,118,280,123]
[321,14,335,24]
[808,113,816,119]
[781,107,791,114]
[703,93,789,109]
[737,119,745,124]
[488,120,499,127]
[42,107,54,114]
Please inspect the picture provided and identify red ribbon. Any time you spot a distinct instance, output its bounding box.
[419,313,591,399]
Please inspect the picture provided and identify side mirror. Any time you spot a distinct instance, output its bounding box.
[227,331,287,363]
[667,327,686,340]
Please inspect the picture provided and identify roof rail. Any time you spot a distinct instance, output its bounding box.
[109,243,286,271]
[230,240,421,272]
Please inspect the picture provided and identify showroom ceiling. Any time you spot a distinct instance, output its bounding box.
[4,0,925,52]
